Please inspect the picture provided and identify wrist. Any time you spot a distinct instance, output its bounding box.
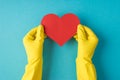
[76,56,92,64]
[28,56,43,63]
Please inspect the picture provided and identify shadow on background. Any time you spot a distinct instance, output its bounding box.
[42,37,78,80]
[42,38,55,80]
[93,32,107,80]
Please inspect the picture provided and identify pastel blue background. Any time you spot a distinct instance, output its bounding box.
[0,0,120,80]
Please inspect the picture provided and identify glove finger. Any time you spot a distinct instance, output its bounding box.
[73,34,78,41]
[84,26,98,40]
[23,27,37,41]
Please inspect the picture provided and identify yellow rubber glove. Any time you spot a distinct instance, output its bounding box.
[22,25,46,80]
[74,24,99,80]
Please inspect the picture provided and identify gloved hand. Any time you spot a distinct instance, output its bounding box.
[74,24,98,80]
[22,25,46,80]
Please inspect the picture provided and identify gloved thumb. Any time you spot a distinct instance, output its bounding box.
[36,25,47,42]
[74,24,87,41]
[84,26,98,41]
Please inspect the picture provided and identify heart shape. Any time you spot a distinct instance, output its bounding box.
[41,13,80,46]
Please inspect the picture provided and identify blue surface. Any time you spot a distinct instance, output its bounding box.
[0,0,120,80]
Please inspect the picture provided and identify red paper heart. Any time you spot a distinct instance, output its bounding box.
[41,13,80,46]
